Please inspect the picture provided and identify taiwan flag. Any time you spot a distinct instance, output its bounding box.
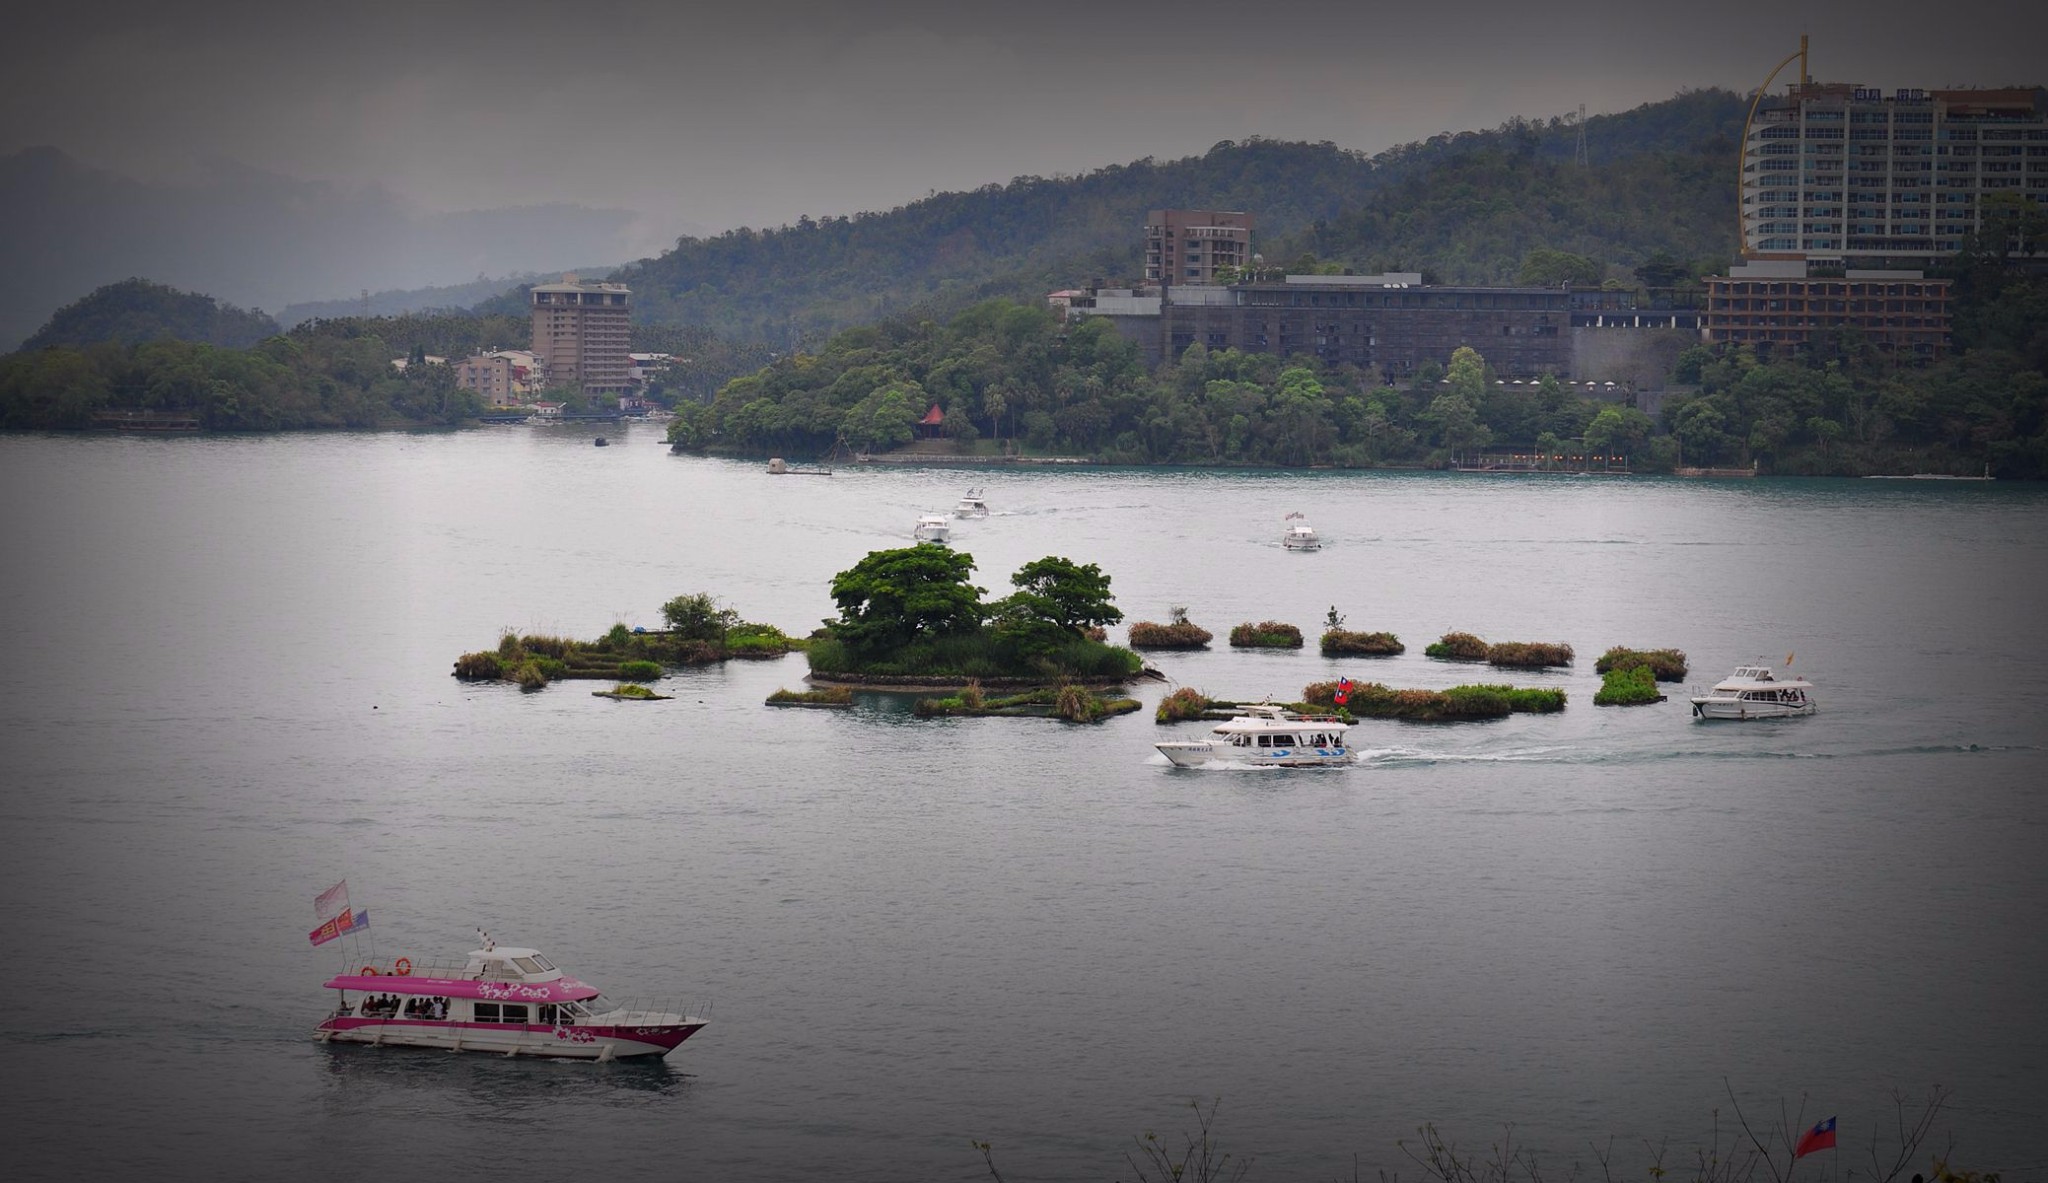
[1334,677,1353,706]
[1793,1116,1837,1158]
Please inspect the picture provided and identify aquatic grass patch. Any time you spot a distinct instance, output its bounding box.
[453,651,504,680]
[1334,680,1565,721]
[1320,629,1404,657]
[1594,665,1666,706]
[1128,620,1214,649]
[1155,687,1212,723]
[616,660,662,682]
[594,683,670,700]
[766,686,854,707]
[1424,631,1490,661]
[913,684,1140,723]
[1229,621,1304,649]
[1595,646,1688,682]
[1486,640,1575,669]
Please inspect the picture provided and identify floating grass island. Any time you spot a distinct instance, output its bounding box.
[1424,631,1490,661]
[593,683,671,701]
[1229,621,1304,649]
[914,683,1141,723]
[766,686,855,708]
[1320,629,1404,657]
[1484,641,1575,669]
[1305,679,1565,721]
[1128,609,1214,650]
[1594,665,1667,706]
[453,593,800,692]
[1595,646,1689,682]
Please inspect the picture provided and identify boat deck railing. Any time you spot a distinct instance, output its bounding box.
[336,994,715,1025]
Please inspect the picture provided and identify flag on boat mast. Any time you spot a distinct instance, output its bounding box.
[315,879,350,919]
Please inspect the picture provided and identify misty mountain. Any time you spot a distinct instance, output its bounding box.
[597,89,1744,343]
[23,279,280,351]
[0,147,665,349]
[276,271,622,329]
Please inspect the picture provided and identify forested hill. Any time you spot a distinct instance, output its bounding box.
[24,279,281,351]
[558,89,1742,343]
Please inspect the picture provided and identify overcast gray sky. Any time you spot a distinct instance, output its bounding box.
[7,0,2045,254]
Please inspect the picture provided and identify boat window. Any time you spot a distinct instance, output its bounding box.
[1256,735,1271,747]
[513,956,544,975]
[1273,734,1296,746]
[531,955,554,971]
[474,1003,501,1022]
[1233,734,1249,746]
[583,995,612,1015]
[538,1004,559,1025]
[501,1004,530,1024]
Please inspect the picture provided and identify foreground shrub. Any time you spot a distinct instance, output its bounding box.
[1595,646,1689,681]
[1229,621,1304,649]
[617,660,662,682]
[1321,629,1404,656]
[1424,631,1489,661]
[1594,665,1665,706]
[1156,687,1212,723]
[1128,620,1214,649]
[453,651,503,680]
[1486,640,1575,668]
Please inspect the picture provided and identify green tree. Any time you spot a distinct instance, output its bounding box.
[992,556,1123,654]
[828,545,986,655]
[1517,247,1603,287]
[661,593,740,641]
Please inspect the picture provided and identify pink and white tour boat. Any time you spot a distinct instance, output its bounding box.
[315,936,708,1060]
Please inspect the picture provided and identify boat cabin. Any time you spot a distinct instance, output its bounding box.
[324,945,616,1027]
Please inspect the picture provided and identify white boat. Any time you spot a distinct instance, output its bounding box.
[913,514,952,543]
[1690,664,1817,720]
[1156,703,1354,767]
[1282,512,1322,550]
[955,488,990,518]
[314,936,708,1060]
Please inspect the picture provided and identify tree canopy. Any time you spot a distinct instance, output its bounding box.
[828,545,986,655]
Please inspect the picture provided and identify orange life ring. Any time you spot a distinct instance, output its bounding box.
[362,965,379,976]
[394,958,413,976]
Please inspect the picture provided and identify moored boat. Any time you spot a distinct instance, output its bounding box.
[1690,664,1817,720]
[1282,512,1322,551]
[314,936,708,1060]
[1156,703,1354,767]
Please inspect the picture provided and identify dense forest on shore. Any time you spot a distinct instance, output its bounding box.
[481,90,1746,343]
[666,256,2048,477]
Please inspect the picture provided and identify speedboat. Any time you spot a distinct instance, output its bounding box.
[1157,703,1354,767]
[955,488,990,518]
[1282,512,1322,551]
[314,935,708,1060]
[913,514,952,542]
[1690,664,1817,720]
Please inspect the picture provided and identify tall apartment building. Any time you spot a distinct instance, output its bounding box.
[1144,210,1255,285]
[1741,82,2047,265]
[530,276,632,397]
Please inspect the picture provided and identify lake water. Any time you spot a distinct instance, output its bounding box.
[2,426,2045,1181]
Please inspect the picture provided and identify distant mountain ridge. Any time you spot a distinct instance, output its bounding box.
[597,89,1745,343]
[278,269,622,329]
[0,146,667,349]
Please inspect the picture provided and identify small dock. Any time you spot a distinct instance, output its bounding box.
[92,410,200,432]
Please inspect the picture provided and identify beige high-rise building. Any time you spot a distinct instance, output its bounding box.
[1144,210,1255,285]
[531,276,632,396]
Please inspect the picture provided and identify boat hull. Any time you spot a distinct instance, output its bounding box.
[315,1015,706,1059]
[1156,741,1353,767]
[1689,698,1817,720]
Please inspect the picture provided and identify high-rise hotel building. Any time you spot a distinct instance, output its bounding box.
[1741,83,2047,264]
[1144,209,1255,285]
[530,276,632,397]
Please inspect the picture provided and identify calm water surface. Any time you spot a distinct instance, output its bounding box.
[2,427,2045,1181]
